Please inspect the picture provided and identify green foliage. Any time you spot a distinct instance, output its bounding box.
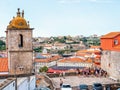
[39,66,48,72]
[0,40,6,51]
[0,40,5,45]
[87,37,100,46]
[33,46,43,52]
[58,50,65,55]
[58,39,65,43]
[51,36,66,43]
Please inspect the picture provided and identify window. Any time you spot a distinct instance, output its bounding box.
[114,39,118,45]
[19,34,23,47]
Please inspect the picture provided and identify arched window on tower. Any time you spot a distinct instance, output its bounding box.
[19,34,23,47]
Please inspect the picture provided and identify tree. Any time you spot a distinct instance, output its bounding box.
[58,50,65,55]
[39,66,48,72]
[33,46,43,52]
[0,40,6,51]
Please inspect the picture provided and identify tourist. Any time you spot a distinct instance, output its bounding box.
[62,71,65,79]
[60,78,63,87]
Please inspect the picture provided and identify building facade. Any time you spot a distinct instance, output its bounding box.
[101,32,120,81]
[6,8,34,75]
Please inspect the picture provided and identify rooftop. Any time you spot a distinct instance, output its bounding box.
[0,58,8,72]
[58,57,92,63]
[52,76,118,89]
[101,32,120,39]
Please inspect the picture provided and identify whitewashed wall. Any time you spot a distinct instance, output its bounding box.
[17,76,36,90]
[2,81,15,90]
[57,62,92,67]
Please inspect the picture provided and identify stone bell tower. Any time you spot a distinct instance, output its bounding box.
[6,8,34,75]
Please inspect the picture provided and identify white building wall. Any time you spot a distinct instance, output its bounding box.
[30,76,36,90]
[17,79,28,90]
[0,72,9,75]
[57,62,92,67]
[17,76,36,90]
[3,81,15,90]
[48,61,56,67]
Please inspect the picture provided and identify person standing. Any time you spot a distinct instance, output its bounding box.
[62,71,65,79]
[60,78,63,87]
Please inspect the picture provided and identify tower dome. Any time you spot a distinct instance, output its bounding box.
[7,8,30,29]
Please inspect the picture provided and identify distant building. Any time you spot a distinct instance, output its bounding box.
[57,57,92,68]
[101,32,120,81]
[35,54,61,73]
[76,46,101,67]
[0,51,7,57]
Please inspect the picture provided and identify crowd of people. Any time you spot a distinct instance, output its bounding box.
[76,67,108,77]
[59,67,108,87]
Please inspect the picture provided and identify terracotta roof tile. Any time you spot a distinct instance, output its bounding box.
[35,55,61,63]
[0,58,8,72]
[90,45,101,48]
[76,50,100,56]
[101,32,120,39]
[59,57,92,63]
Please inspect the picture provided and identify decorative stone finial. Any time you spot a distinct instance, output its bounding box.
[22,10,24,18]
[17,8,21,17]
[27,21,30,27]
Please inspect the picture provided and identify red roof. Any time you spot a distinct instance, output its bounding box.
[101,32,120,39]
[0,58,8,72]
[47,68,63,73]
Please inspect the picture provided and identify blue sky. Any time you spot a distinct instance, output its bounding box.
[0,0,120,37]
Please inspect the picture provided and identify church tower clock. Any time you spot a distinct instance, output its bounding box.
[6,8,34,75]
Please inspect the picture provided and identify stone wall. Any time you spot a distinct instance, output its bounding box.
[7,29,33,75]
[101,50,120,81]
[7,30,32,51]
[9,51,33,74]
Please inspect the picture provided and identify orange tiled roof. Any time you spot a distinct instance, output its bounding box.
[101,32,120,39]
[90,45,101,49]
[76,50,100,56]
[0,58,8,72]
[35,58,49,63]
[76,53,87,57]
[35,55,61,63]
[77,50,88,53]
[41,53,51,56]
[59,57,92,63]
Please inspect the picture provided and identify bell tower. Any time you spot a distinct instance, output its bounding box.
[6,8,34,75]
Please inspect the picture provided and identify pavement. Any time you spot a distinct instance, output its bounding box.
[51,75,118,89]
